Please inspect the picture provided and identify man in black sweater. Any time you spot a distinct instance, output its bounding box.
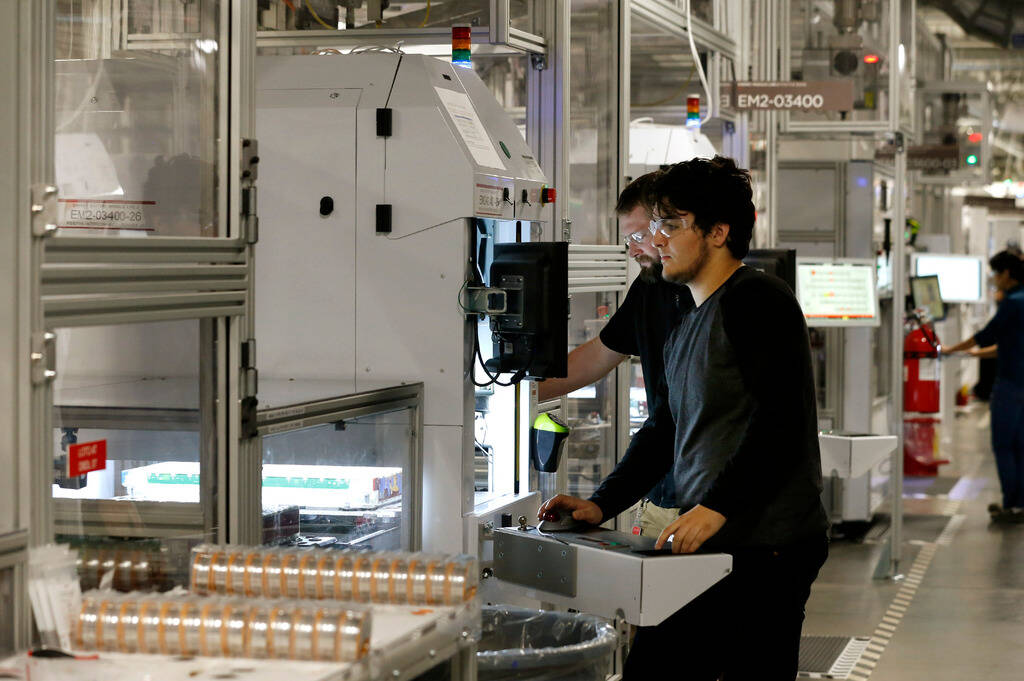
[538,156,828,680]
[537,172,692,535]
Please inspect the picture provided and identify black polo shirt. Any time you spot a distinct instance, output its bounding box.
[599,273,693,507]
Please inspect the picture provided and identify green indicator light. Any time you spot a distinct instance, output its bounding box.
[499,140,511,158]
[452,48,472,66]
[966,154,979,166]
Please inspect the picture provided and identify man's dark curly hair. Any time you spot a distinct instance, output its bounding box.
[644,155,756,259]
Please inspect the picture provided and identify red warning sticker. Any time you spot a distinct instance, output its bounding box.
[68,440,107,477]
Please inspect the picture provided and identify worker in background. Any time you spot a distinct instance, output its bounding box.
[942,251,1024,523]
[537,171,692,537]
[539,156,829,680]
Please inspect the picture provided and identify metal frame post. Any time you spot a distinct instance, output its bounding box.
[228,0,259,545]
[887,138,907,578]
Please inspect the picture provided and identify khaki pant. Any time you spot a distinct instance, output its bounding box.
[637,499,681,539]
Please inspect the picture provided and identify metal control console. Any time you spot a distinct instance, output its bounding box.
[493,526,732,626]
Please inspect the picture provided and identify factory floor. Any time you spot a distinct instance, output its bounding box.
[801,404,1024,680]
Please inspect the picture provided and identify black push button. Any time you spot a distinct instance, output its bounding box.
[319,196,334,216]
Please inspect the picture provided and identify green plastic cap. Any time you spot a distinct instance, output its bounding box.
[533,413,569,434]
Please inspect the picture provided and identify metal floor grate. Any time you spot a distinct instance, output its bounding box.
[798,635,872,679]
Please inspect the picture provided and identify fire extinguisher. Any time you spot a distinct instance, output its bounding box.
[904,315,941,413]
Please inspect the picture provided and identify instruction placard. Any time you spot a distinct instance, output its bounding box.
[434,87,506,170]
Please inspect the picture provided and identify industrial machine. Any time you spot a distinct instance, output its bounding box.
[255,51,564,556]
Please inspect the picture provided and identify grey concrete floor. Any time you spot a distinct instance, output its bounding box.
[802,406,1024,680]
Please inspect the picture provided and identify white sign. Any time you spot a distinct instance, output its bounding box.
[434,87,507,171]
[797,260,880,327]
[474,182,506,218]
[57,199,154,233]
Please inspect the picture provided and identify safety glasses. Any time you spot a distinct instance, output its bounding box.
[622,231,650,247]
[648,215,691,238]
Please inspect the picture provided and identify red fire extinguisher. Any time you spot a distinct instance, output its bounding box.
[904,318,940,413]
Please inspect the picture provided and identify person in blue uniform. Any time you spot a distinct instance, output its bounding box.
[943,251,1024,522]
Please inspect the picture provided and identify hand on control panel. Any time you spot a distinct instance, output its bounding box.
[537,494,603,526]
[655,504,727,554]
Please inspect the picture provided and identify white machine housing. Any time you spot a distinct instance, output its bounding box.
[255,53,550,555]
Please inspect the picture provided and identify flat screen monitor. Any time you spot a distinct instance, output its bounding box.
[911,253,985,303]
[796,258,880,327]
[744,249,797,293]
[909,275,946,321]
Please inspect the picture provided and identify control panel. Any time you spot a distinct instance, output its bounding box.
[492,525,732,626]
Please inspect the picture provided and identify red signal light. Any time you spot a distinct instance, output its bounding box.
[968,132,983,143]
[863,54,880,64]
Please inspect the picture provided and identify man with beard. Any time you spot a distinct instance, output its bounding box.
[539,156,828,680]
[537,171,692,536]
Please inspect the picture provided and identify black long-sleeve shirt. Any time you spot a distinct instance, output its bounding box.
[589,266,828,549]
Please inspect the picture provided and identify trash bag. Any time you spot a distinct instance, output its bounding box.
[476,605,618,681]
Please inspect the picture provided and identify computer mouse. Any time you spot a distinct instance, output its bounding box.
[537,510,584,532]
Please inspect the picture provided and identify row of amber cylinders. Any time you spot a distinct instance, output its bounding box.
[190,544,478,606]
[77,546,169,592]
[75,591,371,662]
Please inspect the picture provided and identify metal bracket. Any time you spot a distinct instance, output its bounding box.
[493,529,578,598]
[241,138,259,182]
[561,218,572,242]
[894,132,905,153]
[30,184,58,238]
[530,53,547,70]
[241,138,259,244]
[465,287,507,315]
[242,185,259,245]
[240,338,258,440]
[30,331,57,385]
[241,338,258,398]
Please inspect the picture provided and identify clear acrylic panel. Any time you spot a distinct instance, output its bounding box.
[261,409,415,552]
[786,0,891,125]
[570,0,618,245]
[629,12,716,179]
[257,1,490,31]
[54,0,221,236]
[52,320,211,592]
[509,0,542,33]
[564,292,618,500]
[475,55,530,141]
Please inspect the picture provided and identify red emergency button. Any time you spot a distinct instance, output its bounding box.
[541,187,556,204]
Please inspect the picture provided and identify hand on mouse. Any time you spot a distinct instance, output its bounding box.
[537,495,603,525]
